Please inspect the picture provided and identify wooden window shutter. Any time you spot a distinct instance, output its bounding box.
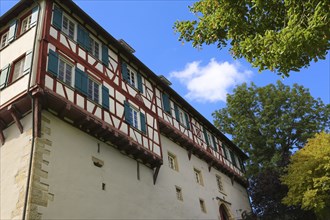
[140,112,146,134]
[30,6,39,27]
[238,157,245,172]
[52,6,62,30]
[124,101,132,125]
[184,112,190,130]
[121,62,128,82]
[211,135,217,151]
[137,73,143,93]
[101,85,109,109]
[23,50,33,73]
[162,93,171,114]
[8,20,17,43]
[77,25,89,50]
[174,104,180,122]
[75,68,88,95]
[101,44,109,66]
[0,65,10,89]
[203,127,210,146]
[47,50,59,77]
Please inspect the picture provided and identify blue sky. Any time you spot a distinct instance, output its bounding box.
[1,0,329,124]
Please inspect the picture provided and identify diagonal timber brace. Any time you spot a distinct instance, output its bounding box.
[8,105,23,134]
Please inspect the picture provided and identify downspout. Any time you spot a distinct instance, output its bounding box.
[22,1,41,219]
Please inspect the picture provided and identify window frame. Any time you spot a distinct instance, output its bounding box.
[194,168,204,186]
[62,13,76,40]
[0,30,9,49]
[58,56,74,86]
[87,77,100,104]
[127,65,137,88]
[9,55,26,84]
[168,152,179,171]
[89,34,101,59]
[20,14,32,34]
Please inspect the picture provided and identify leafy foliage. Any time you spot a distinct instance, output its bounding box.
[174,0,330,77]
[281,132,330,218]
[212,81,330,218]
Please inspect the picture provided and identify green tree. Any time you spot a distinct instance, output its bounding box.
[281,132,330,219]
[212,81,329,218]
[174,0,330,77]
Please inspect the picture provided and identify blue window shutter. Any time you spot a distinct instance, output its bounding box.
[101,44,109,66]
[0,65,10,89]
[8,20,17,43]
[211,135,217,151]
[30,6,39,27]
[203,127,210,146]
[52,6,62,30]
[121,62,128,82]
[162,93,171,114]
[77,25,89,50]
[124,101,132,125]
[137,73,143,93]
[230,151,237,167]
[75,68,87,95]
[184,112,190,130]
[47,50,58,77]
[222,145,228,159]
[140,112,146,134]
[174,104,179,122]
[101,85,109,109]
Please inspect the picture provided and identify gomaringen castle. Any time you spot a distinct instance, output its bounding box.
[0,0,252,219]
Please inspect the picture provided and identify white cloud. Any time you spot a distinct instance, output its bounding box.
[169,59,253,103]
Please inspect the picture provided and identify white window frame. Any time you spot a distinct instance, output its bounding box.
[58,57,73,86]
[206,132,215,148]
[129,105,140,129]
[178,107,189,128]
[0,31,9,49]
[89,35,101,59]
[62,14,76,40]
[87,77,100,103]
[21,15,32,34]
[127,66,137,88]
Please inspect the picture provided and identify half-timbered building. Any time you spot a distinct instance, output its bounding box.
[0,0,251,219]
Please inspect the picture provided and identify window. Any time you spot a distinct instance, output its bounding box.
[168,152,178,171]
[203,128,217,151]
[11,57,26,83]
[216,175,224,192]
[124,101,146,133]
[88,78,100,103]
[0,31,8,49]
[175,186,183,201]
[199,199,206,213]
[62,15,75,39]
[89,36,100,59]
[121,63,143,93]
[58,57,73,85]
[174,104,190,129]
[194,168,203,186]
[21,15,32,34]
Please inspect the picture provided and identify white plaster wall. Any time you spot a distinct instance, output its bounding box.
[0,114,32,220]
[39,111,251,219]
[0,74,29,106]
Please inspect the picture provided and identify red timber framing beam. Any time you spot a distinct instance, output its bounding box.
[43,88,163,169]
[158,118,248,187]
